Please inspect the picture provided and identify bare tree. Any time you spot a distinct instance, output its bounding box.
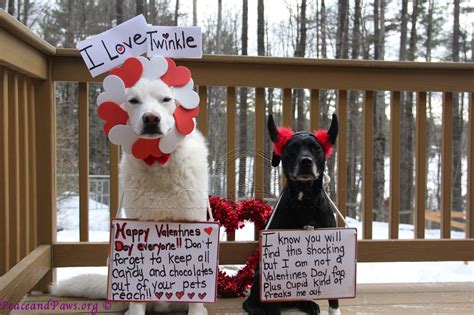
[21,0,30,25]
[216,0,222,54]
[257,0,264,56]
[7,0,14,15]
[335,0,349,59]
[192,0,197,26]
[136,0,144,16]
[174,0,179,26]
[400,0,418,223]
[373,0,387,221]
[452,0,463,212]
[293,0,307,131]
[116,0,123,24]
[347,0,362,218]
[399,0,408,60]
[148,0,156,24]
[238,0,248,198]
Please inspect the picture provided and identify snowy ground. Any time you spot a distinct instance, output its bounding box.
[56,194,474,284]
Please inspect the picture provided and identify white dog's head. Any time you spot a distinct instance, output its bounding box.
[124,78,177,138]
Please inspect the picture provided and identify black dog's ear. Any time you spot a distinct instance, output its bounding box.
[267,114,279,143]
[271,152,281,167]
[328,113,338,145]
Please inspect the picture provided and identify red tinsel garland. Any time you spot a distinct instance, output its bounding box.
[209,196,273,297]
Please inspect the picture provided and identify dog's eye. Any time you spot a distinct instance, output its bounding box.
[162,97,172,102]
[128,97,140,104]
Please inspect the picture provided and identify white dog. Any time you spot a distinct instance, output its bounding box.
[50,61,209,315]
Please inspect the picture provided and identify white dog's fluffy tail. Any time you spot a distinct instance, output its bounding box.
[49,274,107,299]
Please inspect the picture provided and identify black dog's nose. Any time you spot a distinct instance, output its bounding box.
[301,157,313,166]
[142,112,161,126]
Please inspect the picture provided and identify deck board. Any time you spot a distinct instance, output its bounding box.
[10,282,474,314]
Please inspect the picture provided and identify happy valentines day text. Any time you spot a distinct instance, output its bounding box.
[108,220,219,302]
[260,228,357,302]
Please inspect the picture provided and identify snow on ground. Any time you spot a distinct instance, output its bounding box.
[56,194,474,284]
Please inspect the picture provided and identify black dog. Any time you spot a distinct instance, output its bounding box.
[243,114,340,315]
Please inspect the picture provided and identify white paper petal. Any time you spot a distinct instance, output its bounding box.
[97,75,127,106]
[173,79,199,109]
[140,56,168,80]
[108,125,138,153]
[159,127,185,154]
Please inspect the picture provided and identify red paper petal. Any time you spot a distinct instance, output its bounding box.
[97,102,129,134]
[109,57,143,88]
[132,138,163,159]
[161,58,191,87]
[174,105,199,135]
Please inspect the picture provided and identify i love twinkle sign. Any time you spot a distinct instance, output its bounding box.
[76,15,202,77]
[107,219,219,302]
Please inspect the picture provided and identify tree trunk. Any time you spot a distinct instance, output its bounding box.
[116,0,123,24]
[294,0,306,131]
[149,0,156,24]
[347,0,361,219]
[452,0,462,212]
[0,0,6,10]
[136,0,144,16]
[21,0,30,25]
[174,0,179,26]
[257,0,265,56]
[16,0,20,20]
[373,0,387,221]
[399,0,408,60]
[216,0,222,54]
[7,0,14,15]
[193,0,197,26]
[335,0,349,59]
[400,0,417,223]
[238,0,248,198]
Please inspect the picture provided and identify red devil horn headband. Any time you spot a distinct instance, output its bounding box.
[273,128,334,158]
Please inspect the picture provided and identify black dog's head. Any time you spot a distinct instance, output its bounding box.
[268,114,338,184]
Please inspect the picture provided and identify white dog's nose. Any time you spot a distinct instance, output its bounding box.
[142,112,161,126]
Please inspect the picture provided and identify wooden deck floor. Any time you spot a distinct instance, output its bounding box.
[10,282,474,314]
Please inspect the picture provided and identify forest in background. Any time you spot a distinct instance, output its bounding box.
[2,0,473,226]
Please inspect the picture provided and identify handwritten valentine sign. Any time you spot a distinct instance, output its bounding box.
[260,228,357,302]
[147,26,202,58]
[107,219,219,302]
[76,15,148,77]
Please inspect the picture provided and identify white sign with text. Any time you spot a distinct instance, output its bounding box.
[108,219,219,302]
[260,228,357,302]
[147,26,202,58]
[76,15,148,77]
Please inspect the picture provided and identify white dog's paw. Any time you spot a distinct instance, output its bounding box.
[188,302,208,315]
[126,302,146,315]
[329,307,341,315]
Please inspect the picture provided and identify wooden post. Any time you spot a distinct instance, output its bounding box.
[35,59,56,291]
[336,90,347,227]
[28,80,37,250]
[226,87,236,200]
[362,91,374,239]
[255,88,265,200]
[389,91,401,239]
[467,92,474,239]
[8,71,20,267]
[18,76,30,257]
[198,86,208,138]
[415,92,427,239]
[441,92,453,239]
[79,83,89,242]
[0,67,10,275]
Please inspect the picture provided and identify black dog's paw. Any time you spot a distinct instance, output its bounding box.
[297,301,320,315]
[242,299,281,315]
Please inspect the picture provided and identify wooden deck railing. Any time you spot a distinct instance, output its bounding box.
[1,9,474,303]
